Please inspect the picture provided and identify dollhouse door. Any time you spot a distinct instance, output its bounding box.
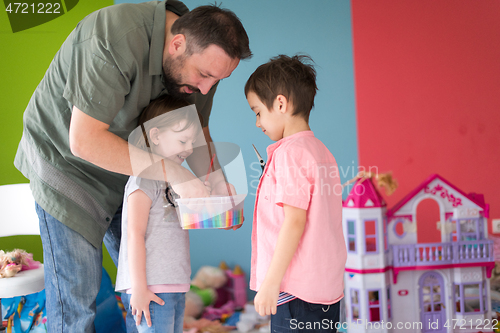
[419,272,446,333]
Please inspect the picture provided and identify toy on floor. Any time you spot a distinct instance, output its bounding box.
[184,263,249,331]
[235,304,269,333]
[203,300,235,321]
[0,249,40,278]
[216,262,247,310]
[183,318,232,333]
[185,266,228,321]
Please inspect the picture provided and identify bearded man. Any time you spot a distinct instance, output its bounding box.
[14,1,251,332]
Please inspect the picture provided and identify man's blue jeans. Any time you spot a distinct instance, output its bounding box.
[133,293,185,333]
[271,298,340,332]
[102,207,137,333]
[36,202,137,333]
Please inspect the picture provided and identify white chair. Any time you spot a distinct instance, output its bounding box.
[0,183,44,331]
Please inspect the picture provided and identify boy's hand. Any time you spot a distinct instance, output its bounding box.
[222,222,244,231]
[254,282,280,316]
[130,289,164,327]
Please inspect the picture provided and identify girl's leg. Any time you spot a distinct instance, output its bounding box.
[134,293,185,333]
[172,293,186,333]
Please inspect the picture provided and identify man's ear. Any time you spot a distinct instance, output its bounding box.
[168,34,187,56]
[149,128,160,146]
[275,94,289,114]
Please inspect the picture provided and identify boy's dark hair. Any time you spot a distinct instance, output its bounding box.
[171,4,252,60]
[244,54,318,122]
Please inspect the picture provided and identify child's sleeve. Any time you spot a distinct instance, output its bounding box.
[127,177,161,203]
[273,151,311,211]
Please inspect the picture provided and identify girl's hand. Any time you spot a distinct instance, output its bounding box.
[211,181,236,196]
[254,282,280,317]
[203,181,212,194]
[130,289,164,327]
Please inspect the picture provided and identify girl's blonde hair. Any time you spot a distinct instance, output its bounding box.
[130,95,203,150]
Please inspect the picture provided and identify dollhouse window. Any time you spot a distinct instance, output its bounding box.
[393,219,406,238]
[367,290,381,322]
[454,284,461,312]
[387,286,392,319]
[452,218,481,242]
[347,220,356,252]
[464,283,481,312]
[450,220,458,242]
[482,281,488,311]
[454,282,487,314]
[351,289,360,321]
[383,218,388,251]
[422,285,439,312]
[364,220,378,253]
[460,219,479,241]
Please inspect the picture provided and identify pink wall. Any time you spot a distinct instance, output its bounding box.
[351,0,500,235]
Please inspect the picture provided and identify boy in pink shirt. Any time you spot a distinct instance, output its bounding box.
[245,55,347,332]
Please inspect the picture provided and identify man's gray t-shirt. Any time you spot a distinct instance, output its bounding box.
[115,176,190,292]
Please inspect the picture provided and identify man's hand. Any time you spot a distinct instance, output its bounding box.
[130,289,164,327]
[254,282,280,316]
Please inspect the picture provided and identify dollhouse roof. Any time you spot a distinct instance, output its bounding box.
[387,174,489,218]
[343,177,386,208]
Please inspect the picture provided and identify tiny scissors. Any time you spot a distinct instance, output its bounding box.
[252,144,266,177]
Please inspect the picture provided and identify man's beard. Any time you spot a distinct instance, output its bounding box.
[162,55,200,99]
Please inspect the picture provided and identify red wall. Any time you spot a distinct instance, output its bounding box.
[351,0,500,234]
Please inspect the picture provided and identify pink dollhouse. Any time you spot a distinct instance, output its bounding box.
[343,174,494,333]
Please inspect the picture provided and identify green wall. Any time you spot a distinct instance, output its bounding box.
[0,0,116,280]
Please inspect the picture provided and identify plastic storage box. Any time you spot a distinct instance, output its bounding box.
[175,194,245,229]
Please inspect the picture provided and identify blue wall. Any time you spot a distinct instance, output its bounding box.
[116,0,357,290]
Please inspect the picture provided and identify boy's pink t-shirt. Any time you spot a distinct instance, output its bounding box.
[250,131,347,305]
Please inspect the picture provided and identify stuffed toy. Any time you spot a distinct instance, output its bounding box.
[0,249,39,278]
[184,266,228,320]
[342,170,398,195]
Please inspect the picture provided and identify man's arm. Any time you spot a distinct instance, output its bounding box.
[69,106,209,198]
[69,106,138,175]
[186,126,235,196]
[253,204,307,316]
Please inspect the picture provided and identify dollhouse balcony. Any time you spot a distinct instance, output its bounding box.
[393,240,494,266]
[391,240,495,283]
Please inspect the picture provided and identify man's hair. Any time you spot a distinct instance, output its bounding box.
[132,95,203,150]
[244,54,318,121]
[171,4,252,60]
